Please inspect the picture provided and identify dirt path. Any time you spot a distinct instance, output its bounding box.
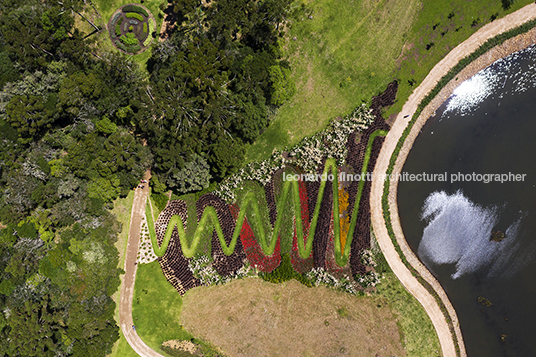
[370,4,536,357]
[119,171,164,357]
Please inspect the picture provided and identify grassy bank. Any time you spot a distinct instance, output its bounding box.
[132,261,191,356]
[376,273,441,356]
[246,0,419,162]
[130,261,222,356]
[246,0,534,162]
[387,0,534,116]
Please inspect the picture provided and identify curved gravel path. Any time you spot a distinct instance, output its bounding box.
[119,171,164,357]
[370,4,536,357]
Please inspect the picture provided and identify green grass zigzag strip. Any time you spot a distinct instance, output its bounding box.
[147,129,387,267]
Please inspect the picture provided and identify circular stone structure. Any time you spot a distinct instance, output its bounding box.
[108,3,156,54]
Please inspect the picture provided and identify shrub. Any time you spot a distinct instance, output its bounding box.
[143,19,154,47]
[120,33,138,46]
[126,12,144,21]
[115,40,128,52]
[122,4,149,17]
[143,22,147,33]
[115,17,123,36]
[269,65,296,106]
[259,254,312,286]
[129,25,134,32]
[110,13,122,38]
[127,44,141,53]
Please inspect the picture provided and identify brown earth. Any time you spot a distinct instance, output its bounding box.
[180,278,404,357]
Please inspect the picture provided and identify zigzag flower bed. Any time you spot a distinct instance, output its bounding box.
[147,83,396,296]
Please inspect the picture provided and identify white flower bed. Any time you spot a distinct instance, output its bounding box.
[356,271,382,288]
[137,216,158,264]
[305,267,359,295]
[188,255,252,286]
[359,249,377,267]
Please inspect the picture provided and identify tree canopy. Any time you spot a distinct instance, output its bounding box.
[0,0,296,354]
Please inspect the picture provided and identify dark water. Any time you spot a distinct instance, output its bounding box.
[398,45,536,356]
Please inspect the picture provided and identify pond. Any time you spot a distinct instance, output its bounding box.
[398,45,536,356]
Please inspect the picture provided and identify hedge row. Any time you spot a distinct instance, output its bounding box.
[122,4,149,17]
[126,12,144,21]
[115,39,141,54]
[115,40,127,52]
[381,17,536,357]
[143,19,154,47]
[115,17,123,37]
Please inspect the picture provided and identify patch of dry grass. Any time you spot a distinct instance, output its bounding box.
[181,278,404,357]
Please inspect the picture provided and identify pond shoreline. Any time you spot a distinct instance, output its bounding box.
[370,3,536,357]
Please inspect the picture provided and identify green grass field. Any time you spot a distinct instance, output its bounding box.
[245,0,420,162]
[132,261,192,356]
[246,0,534,162]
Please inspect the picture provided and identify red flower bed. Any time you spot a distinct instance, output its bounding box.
[230,204,281,272]
[291,178,314,273]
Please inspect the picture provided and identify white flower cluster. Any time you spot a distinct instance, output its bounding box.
[214,150,287,203]
[305,267,359,295]
[290,104,374,172]
[356,271,382,288]
[137,216,158,264]
[188,255,251,286]
[359,249,377,267]
[214,104,375,203]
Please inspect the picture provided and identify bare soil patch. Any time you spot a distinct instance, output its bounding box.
[180,278,404,357]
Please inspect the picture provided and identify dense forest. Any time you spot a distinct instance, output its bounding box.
[0,0,293,355]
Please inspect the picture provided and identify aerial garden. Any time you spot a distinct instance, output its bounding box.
[109,4,156,54]
[147,101,389,296]
[1,0,534,356]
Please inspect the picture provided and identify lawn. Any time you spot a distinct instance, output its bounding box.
[125,258,439,357]
[180,278,404,356]
[387,0,534,116]
[245,0,420,162]
[246,0,534,162]
[131,261,195,356]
